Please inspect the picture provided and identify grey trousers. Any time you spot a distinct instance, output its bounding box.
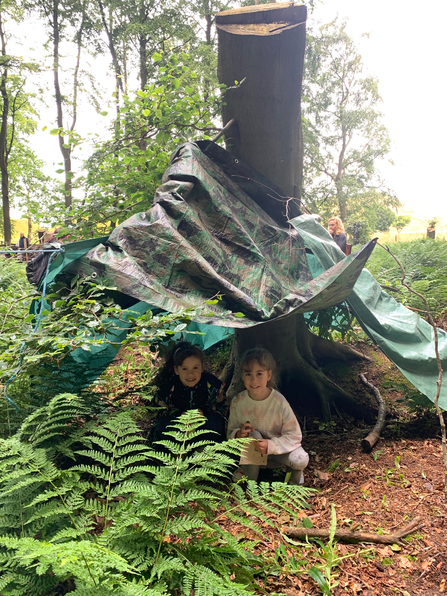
[239,430,309,485]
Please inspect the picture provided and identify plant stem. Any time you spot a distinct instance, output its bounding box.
[378,242,447,500]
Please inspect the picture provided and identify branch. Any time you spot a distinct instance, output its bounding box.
[359,373,386,452]
[284,516,424,544]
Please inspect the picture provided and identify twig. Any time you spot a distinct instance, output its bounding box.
[378,242,447,500]
[211,118,236,143]
[284,516,424,545]
[359,373,386,452]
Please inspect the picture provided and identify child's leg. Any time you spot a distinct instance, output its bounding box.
[268,446,309,485]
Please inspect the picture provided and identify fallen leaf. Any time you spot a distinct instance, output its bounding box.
[437,561,444,570]
[421,560,431,570]
[361,482,372,491]
[390,544,401,552]
[440,579,446,593]
[349,462,359,468]
[397,556,413,569]
[277,513,291,524]
[378,546,393,557]
[423,482,434,492]
[315,470,330,481]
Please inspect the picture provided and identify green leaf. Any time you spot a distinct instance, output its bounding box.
[152,52,163,62]
[308,567,331,595]
[329,503,337,544]
[234,312,245,318]
[302,517,313,528]
[50,128,60,135]
[100,111,108,116]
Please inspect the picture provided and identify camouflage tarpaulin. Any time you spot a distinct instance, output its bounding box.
[65,141,375,327]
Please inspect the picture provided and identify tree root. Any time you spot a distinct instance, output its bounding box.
[284,516,424,545]
[359,373,387,452]
[310,333,371,363]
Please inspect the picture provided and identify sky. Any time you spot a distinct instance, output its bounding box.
[312,0,447,221]
[10,0,447,223]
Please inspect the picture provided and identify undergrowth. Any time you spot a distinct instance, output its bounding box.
[0,397,314,595]
[366,238,447,317]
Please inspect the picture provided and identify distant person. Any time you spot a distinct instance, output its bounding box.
[18,232,29,261]
[328,217,347,254]
[18,232,29,250]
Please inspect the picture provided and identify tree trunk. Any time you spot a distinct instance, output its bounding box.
[216,3,368,420]
[217,3,306,200]
[52,0,73,211]
[0,13,10,244]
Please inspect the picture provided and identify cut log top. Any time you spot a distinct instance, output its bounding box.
[217,22,302,37]
[216,2,306,26]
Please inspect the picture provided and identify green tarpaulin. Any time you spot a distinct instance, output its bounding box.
[40,141,446,408]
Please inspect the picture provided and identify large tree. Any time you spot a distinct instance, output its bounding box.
[302,19,396,223]
[0,1,39,244]
[34,0,94,213]
[217,3,370,420]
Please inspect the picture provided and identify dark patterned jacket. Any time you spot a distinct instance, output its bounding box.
[156,371,226,419]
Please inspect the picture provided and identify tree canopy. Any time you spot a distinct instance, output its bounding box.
[302,19,399,228]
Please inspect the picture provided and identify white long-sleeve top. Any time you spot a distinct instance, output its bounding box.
[227,389,303,456]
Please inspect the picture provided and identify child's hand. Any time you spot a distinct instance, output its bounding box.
[236,422,254,438]
[255,439,268,455]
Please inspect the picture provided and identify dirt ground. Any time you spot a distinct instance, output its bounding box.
[107,340,447,594]
[218,343,447,595]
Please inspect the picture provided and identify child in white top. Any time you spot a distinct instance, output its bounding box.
[227,348,308,484]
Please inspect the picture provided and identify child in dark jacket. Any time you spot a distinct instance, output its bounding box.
[154,341,226,442]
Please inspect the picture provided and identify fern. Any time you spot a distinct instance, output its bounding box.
[0,399,314,595]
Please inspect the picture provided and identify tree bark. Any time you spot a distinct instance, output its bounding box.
[359,373,386,452]
[285,517,424,545]
[216,3,369,420]
[52,0,73,210]
[217,3,307,200]
[0,12,11,244]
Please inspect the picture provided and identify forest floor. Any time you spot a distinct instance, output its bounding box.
[215,342,447,596]
[106,339,446,595]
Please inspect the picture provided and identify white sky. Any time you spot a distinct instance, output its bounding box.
[11,0,447,223]
[311,0,447,221]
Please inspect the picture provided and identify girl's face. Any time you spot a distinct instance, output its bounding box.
[242,360,272,401]
[174,355,204,387]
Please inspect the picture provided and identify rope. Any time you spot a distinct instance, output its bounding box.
[3,247,65,412]
[0,248,63,254]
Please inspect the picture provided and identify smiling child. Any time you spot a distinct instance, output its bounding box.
[154,341,226,442]
[227,347,308,484]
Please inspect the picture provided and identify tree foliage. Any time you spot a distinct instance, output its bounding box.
[46,53,224,239]
[302,19,399,226]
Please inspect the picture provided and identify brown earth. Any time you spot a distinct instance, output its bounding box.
[104,340,446,595]
[217,342,447,595]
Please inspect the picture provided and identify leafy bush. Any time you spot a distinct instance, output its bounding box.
[366,239,447,317]
[0,398,312,595]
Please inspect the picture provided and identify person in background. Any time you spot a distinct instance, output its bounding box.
[18,232,29,250]
[328,217,347,254]
[17,232,29,261]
